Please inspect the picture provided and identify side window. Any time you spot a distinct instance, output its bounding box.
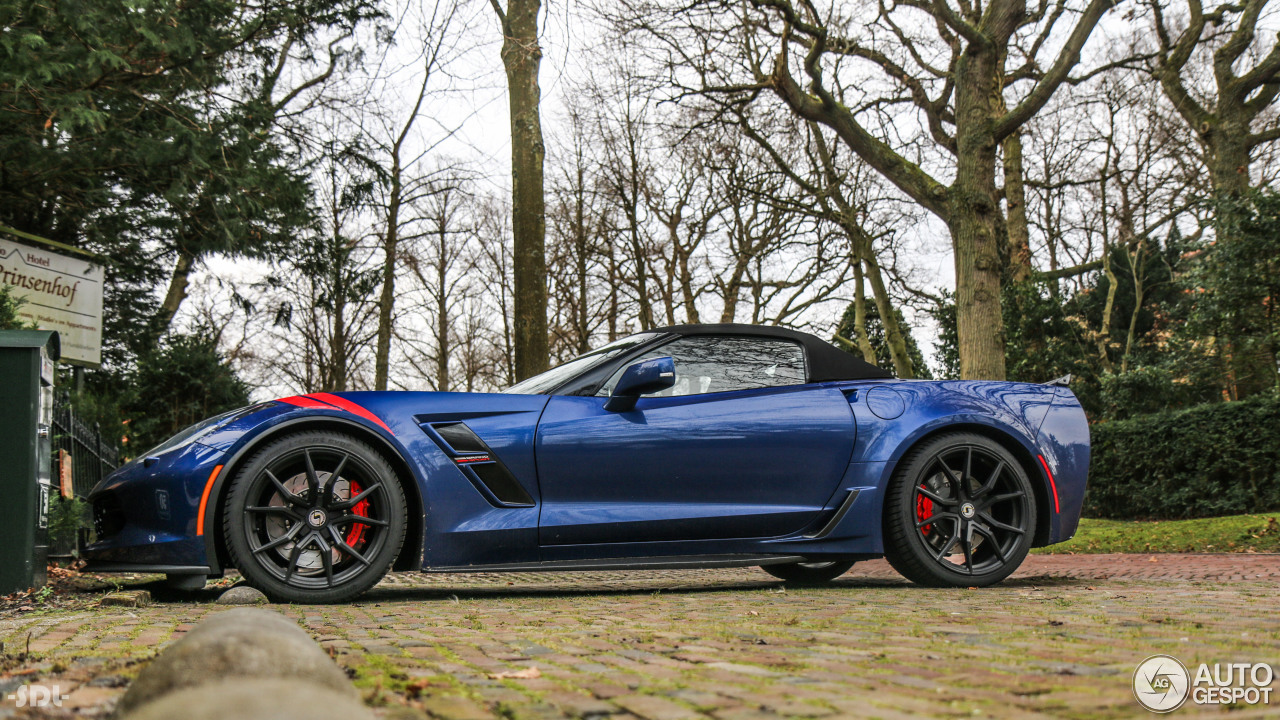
[598,336,807,397]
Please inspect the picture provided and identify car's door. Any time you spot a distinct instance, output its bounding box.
[535,335,857,546]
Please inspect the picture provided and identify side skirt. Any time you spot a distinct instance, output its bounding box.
[81,562,215,575]
[426,554,810,573]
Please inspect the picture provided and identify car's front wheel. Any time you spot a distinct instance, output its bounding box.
[883,432,1037,588]
[223,431,407,603]
[761,560,856,583]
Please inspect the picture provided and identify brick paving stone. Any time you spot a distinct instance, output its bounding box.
[2,555,1280,718]
[418,695,498,720]
[612,694,703,720]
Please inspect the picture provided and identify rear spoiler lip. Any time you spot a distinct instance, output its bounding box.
[1044,373,1073,387]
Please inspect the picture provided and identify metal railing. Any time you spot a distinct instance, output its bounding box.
[50,394,119,499]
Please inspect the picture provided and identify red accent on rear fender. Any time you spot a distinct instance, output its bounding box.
[1037,454,1061,514]
[305,392,395,435]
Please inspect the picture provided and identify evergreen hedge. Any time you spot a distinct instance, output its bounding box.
[1084,395,1280,519]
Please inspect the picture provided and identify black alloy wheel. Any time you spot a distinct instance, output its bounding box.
[761,560,856,583]
[883,432,1036,587]
[224,431,407,603]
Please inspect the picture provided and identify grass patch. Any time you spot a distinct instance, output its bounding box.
[1034,514,1280,554]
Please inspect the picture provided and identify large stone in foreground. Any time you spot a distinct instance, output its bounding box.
[215,585,269,605]
[116,608,354,716]
[123,678,373,720]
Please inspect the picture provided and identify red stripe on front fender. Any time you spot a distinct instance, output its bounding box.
[304,392,394,435]
[276,395,336,410]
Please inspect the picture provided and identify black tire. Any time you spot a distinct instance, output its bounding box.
[761,560,856,583]
[224,431,408,603]
[883,432,1036,588]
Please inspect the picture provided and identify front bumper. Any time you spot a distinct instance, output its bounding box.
[82,441,226,569]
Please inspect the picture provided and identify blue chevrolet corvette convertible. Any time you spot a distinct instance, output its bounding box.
[84,323,1089,602]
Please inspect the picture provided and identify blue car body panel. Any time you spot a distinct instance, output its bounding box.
[535,385,855,546]
[84,333,1090,577]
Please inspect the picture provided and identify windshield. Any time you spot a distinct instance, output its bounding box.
[142,406,245,457]
[503,333,660,395]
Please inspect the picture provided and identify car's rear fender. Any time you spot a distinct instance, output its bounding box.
[839,379,1072,548]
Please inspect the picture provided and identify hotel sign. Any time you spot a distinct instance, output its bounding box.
[0,237,104,366]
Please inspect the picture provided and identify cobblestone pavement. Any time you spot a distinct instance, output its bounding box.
[1,554,1278,719]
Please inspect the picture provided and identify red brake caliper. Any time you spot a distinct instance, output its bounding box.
[916,487,934,536]
[345,480,370,547]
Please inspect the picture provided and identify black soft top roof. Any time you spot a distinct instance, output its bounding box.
[650,323,893,382]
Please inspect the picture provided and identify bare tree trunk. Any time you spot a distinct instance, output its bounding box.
[1003,130,1033,283]
[852,261,876,363]
[861,244,915,378]
[948,40,1009,381]
[435,224,450,391]
[152,246,196,340]
[1123,247,1144,374]
[624,160,653,329]
[1095,168,1116,373]
[373,171,401,390]
[373,55,434,390]
[330,241,348,392]
[606,241,619,340]
[492,0,549,380]
[573,164,590,353]
[809,129,916,377]
[678,246,700,324]
[1212,115,1277,396]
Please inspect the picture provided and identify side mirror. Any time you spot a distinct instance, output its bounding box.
[605,356,676,412]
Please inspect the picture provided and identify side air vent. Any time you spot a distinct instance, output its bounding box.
[433,422,489,453]
[421,421,535,508]
[468,463,535,506]
[805,489,861,539]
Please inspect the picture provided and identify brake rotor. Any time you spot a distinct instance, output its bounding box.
[264,471,355,575]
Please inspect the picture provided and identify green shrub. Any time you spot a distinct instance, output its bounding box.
[1097,367,1178,419]
[48,497,89,555]
[1085,395,1280,519]
[1,285,37,330]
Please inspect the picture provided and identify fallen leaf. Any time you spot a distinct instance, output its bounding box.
[488,666,541,680]
[405,680,429,697]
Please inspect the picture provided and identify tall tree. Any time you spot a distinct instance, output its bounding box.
[490,0,549,380]
[611,0,1115,379]
[370,0,463,390]
[1147,0,1280,396]
[0,0,380,363]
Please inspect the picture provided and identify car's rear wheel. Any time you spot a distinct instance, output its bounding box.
[761,560,856,583]
[883,432,1036,588]
[224,431,407,603]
